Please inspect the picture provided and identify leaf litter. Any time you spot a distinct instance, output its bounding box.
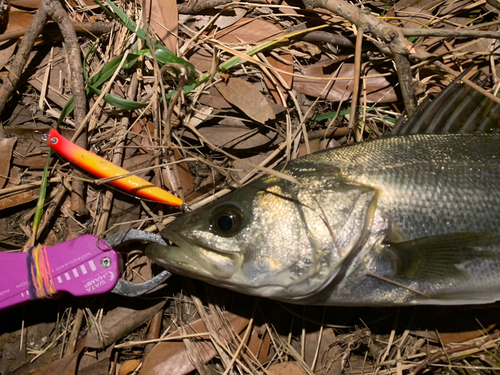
[1,0,500,374]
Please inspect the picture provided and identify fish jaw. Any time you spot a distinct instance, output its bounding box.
[147,229,242,281]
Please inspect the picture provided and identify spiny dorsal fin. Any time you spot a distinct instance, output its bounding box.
[391,71,500,135]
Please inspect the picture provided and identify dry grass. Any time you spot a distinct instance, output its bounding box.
[1,0,500,374]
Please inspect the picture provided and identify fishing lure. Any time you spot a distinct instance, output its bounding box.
[47,129,183,207]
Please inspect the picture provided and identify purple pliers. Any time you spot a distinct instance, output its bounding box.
[0,230,171,310]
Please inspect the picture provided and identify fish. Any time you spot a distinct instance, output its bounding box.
[146,75,500,306]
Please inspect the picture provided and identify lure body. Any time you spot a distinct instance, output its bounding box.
[47,129,183,207]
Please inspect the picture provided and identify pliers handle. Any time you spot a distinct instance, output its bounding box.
[0,229,171,310]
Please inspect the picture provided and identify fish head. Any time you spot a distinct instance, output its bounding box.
[147,172,378,302]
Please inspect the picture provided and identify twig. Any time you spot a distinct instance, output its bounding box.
[402,28,500,39]
[177,0,279,13]
[0,21,113,44]
[302,0,417,114]
[410,331,500,374]
[0,0,90,215]
[95,73,139,235]
[348,27,363,133]
[64,308,84,357]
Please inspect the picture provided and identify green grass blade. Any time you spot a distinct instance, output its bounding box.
[96,0,196,80]
[32,149,52,238]
[88,84,149,109]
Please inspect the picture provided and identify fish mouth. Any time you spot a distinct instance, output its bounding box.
[147,231,241,280]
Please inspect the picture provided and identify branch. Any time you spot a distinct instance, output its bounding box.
[403,28,500,39]
[303,0,417,114]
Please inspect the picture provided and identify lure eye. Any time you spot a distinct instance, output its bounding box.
[209,204,244,237]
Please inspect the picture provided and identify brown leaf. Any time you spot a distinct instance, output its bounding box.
[438,324,496,344]
[412,324,496,345]
[233,152,274,180]
[77,345,114,374]
[246,325,271,363]
[126,255,152,284]
[189,18,293,104]
[290,41,322,57]
[293,59,399,103]
[118,359,141,375]
[162,149,194,197]
[9,0,41,8]
[5,11,35,33]
[268,362,309,375]
[263,53,293,106]
[0,188,40,211]
[30,348,82,375]
[198,86,232,109]
[216,18,284,44]
[140,312,249,375]
[304,328,342,375]
[216,18,292,105]
[0,137,16,189]
[144,0,178,53]
[6,165,21,187]
[197,122,282,150]
[216,78,275,124]
[122,153,156,179]
[29,47,71,109]
[85,300,166,349]
[0,9,35,62]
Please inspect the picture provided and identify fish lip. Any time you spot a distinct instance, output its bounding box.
[160,230,239,279]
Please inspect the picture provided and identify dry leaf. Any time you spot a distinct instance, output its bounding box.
[122,153,155,179]
[118,359,141,375]
[197,123,282,150]
[233,152,274,180]
[0,188,40,211]
[188,18,292,104]
[293,59,399,103]
[198,86,232,109]
[263,53,293,105]
[5,165,21,187]
[216,17,283,44]
[162,149,194,197]
[298,138,322,157]
[246,325,271,363]
[290,41,322,57]
[438,324,496,344]
[29,47,71,109]
[216,78,275,124]
[30,348,83,375]
[305,328,341,375]
[85,300,166,349]
[268,362,309,375]
[412,323,496,345]
[217,18,292,105]
[140,312,249,375]
[144,0,178,53]
[0,10,33,70]
[126,255,152,284]
[0,137,17,189]
[9,0,42,8]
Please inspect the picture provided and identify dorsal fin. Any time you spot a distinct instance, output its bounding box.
[390,71,500,135]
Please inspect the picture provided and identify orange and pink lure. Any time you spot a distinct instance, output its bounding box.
[47,129,183,207]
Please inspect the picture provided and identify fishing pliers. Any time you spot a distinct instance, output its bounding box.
[0,229,171,310]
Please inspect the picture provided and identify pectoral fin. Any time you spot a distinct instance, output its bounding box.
[381,233,500,281]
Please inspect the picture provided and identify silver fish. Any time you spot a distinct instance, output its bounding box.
[147,77,500,306]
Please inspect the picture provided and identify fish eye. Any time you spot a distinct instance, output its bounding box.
[209,204,244,237]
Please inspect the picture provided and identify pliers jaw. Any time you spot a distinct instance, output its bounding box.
[104,229,172,297]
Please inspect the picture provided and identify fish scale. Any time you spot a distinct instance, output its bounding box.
[300,133,500,241]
